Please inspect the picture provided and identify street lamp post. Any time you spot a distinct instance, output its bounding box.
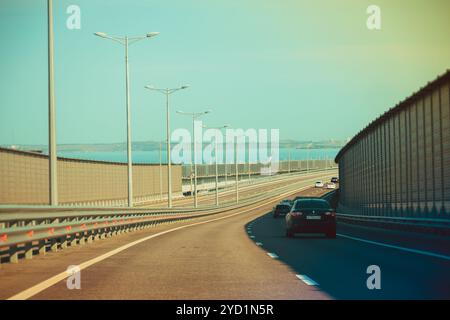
[94,31,159,207]
[308,145,312,172]
[235,142,239,204]
[176,110,211,208]
[224,163,228,186]
[248,161,251,183]
[297,143,312,173]
[48,0,57,206]
[203,125,228,206]
[159,141,163,200]
[145,85,189,208]
[288,148,291,174]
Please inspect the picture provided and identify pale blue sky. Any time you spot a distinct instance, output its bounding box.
[0,0,449,145]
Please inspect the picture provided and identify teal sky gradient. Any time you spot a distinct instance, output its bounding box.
[0,0,449,145]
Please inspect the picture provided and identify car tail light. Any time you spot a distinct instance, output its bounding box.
[325,211,336,217]
[291,211,303,217]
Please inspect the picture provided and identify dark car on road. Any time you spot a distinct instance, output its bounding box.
[331,177,339,183]
[285,198,336,238]
[280,199,294,206]
[293,196,312,201]
[273,203,292,218]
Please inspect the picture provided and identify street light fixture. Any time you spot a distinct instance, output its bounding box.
[145,85,189,208]
[203,125,229,206]
[176,110,211,208]
[94,31,159,207]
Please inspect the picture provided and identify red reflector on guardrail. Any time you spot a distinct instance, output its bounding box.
[27,230,34,237]
[80,224,86,229]
[48,228,55,235]
[65,226,72,231]
[0,234,7,242]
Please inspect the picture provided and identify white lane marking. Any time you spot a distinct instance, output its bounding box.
[255,242,263,246]
[267,252,279,259]
[250,235,255,239]
[337,233,450,261]
[296,274,319,286]
[9,183,316,300]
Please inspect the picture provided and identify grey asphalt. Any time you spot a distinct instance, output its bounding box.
[2,171,447,300]
[28,186,331,300]
[249,212,450,299]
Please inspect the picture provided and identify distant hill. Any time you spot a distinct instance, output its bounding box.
[2,139,345,153]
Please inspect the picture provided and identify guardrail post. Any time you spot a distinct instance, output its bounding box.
[61,236,68,249]
[79,233,86,246]
[9,245,19,263]
[69,234,77,247]
[38,240,47,255]
[86,231,93,244]
[50,238,58,252]
[24,242,34,260]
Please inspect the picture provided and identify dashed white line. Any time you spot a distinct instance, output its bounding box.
[296,274,319,286]
[267,252,279,259]
[250,235,255,239]
[255,242,263,246]
[337,233,450,261]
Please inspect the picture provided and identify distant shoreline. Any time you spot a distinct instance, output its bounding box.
[1,140,346,154]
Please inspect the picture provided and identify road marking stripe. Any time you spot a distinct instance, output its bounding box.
[255,242,263,246]
[267,252,279,259]
[337,233,450,261]
[8,183,315,300]
[296,274,318,286]
[250,235,255,239]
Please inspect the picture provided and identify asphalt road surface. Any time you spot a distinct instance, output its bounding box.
[250,211,450,299]
[1,174,333,300]
[2,170,448,300]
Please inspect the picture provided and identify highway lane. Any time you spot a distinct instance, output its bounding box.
[142,170,337,208]
[1,173,334,300]
[248,209,450,299]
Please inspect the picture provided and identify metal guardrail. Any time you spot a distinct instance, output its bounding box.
[186,167,338,198]
[321,190,450,235]
[0,173,333,264]
[335,213,450,230]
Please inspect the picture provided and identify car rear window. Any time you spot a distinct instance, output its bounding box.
[294,199,330,210]
[276,204,291,211]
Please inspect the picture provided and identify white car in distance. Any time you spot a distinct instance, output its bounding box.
[315,181,324,188]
